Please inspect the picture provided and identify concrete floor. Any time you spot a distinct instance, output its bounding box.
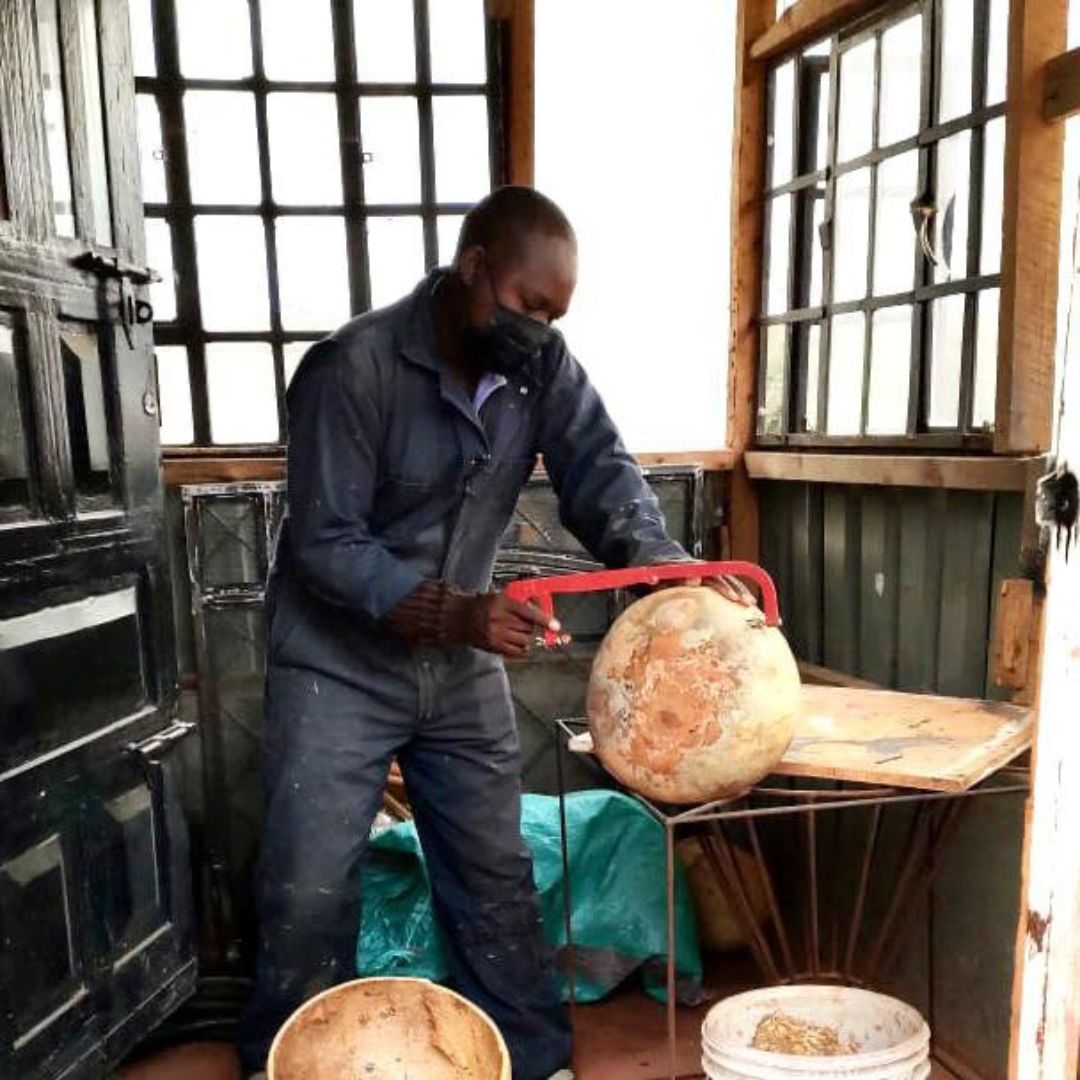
[117,974,965,1079]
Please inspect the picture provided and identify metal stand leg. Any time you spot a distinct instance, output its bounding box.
[555,725,577,1017]
[665,821,678,1080]
[703,821,782,984]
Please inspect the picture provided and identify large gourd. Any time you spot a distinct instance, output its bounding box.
[587,586,800,803]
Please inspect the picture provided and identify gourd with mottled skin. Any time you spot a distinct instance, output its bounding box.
[587,587,800,804]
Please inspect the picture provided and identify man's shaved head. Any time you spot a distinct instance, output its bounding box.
[441,186,578,355]
[455,185,576,271]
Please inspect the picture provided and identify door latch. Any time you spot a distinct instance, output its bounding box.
[1035,460,1079,558]
[73,249,159,349]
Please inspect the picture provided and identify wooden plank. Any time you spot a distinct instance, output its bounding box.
[57,0,93,244]
[726,0,774,563]
[164,456,286,486]
[99,0,146,259]
[774,685,1033,793]
[991,578,1035,691]
[745,451,1040,491]
[162,450,737,487]
[986,493,1028,699]
[572,683,1032,792]
[1043,46,1080,122]
[0,0,52,237]
[633,450,736,471]
[995,0,1067,453]
[487,0,534,185]
[750,0,891,62]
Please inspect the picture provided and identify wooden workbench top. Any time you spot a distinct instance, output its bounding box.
[772,684,1033,793]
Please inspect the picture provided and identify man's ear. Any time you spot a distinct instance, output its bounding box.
[457,244,485,286]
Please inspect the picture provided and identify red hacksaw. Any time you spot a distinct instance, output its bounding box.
[505,560,781,647]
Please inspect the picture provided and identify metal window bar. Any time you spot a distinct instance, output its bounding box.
[858,30,885,437]
[143,0,506,451]
[247,0,286,442]
[151,0,210,443]
[762,0,1005,446]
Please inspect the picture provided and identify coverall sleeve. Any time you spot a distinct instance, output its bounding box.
[285,341,425,620]
[536,345,690,568]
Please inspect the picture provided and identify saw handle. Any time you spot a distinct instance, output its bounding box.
[505,560,781,647]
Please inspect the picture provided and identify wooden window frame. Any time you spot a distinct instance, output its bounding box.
[757,0,1011,447]
[732,8,1076,1076]
[733,0,1066,469]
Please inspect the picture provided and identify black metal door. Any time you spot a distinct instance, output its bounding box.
[0,1,194,1077]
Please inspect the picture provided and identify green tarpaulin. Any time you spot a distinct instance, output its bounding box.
[356,790,702,1004]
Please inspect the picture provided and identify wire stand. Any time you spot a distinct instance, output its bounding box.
[553,717,1029,1080]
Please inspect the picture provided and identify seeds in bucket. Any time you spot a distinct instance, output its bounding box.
[750,1012,859,1055]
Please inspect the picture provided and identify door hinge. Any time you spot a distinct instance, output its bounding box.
[126,718,197,763]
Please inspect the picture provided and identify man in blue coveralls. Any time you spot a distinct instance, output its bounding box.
[239,186,750,1078]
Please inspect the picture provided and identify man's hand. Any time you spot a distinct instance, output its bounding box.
[452,591,565,658]
[382,581,567,658]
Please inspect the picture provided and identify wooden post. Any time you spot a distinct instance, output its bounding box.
[727,0,773,563]
[1008,232,1080,1080]
[488,0,534,186]
[995,0,1068,453]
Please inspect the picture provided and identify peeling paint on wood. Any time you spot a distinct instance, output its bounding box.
[1024,909,1050,951]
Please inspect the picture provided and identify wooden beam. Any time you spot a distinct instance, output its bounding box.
[488,0,534,185]
[995,0,1068,454]
[634,450,736,471]
[164,456,285,486]
[163,450,736,487]
[750,0,890,63]
[1043,46,1080,122]
[744,451,1043,491]
[727,0,774,563]
[991,578,1035,691]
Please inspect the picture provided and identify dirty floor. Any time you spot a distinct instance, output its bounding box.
[117,981,964,1080]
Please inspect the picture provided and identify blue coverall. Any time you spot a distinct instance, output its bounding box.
[239,271,687,1077]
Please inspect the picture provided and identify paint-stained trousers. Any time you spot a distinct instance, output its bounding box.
[237,646,571,1079]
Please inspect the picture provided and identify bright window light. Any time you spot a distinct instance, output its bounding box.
[536,0,736,452]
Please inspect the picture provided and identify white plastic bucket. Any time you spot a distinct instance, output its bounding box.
[701,985,930,1080]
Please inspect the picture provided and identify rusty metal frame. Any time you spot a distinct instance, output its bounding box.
[552,717,1029,1080]
[181,480,284,967]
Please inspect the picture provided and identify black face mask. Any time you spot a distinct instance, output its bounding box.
[461,303,559,376]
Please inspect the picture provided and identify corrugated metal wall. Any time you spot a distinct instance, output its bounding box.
[758,480,1026,1078]
[760,482,1025,698]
